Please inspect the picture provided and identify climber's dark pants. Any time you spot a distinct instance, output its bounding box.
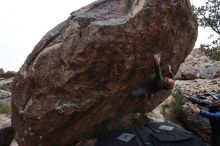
[212,134,220,146]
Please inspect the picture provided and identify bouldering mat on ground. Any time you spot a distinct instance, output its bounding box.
[96,122,207,146]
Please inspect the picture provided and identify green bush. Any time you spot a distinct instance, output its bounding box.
[0,103,11,115]
[162,87,186,123]
[0,84,11,91]
[200,46,220,61]
[170,88,186,121]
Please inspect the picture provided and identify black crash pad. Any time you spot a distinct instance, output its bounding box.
[147,122,207,146]
[96,122,207,146]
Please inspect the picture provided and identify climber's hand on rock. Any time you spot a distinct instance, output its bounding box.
[154,53,161,65]
[168,65,172,73]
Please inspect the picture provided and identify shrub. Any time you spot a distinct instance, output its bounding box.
[162,87,186,123]
[170,88,187,121]
[200,46,220,61]
[0,84,11,91]
[0,103,11,115]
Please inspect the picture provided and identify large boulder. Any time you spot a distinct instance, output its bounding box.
[0,70,16,79]
[12,0,197,145]
[0,89,11,100]
[3,71,17,79]
[0,68,4,78]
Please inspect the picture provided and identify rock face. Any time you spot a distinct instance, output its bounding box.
[3,71,17,79]
[0,68,4,78]
[12,0,197,146]
[0,90,11,104]
[176,49,220,80]
[0,70,16,79]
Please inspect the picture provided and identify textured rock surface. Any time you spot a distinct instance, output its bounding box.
[0,90,11,104]
[176,49,220,80]
[0,78,14,87]
[12,0,197,145]
[0,68,4,78]
[182,103,211,144]
[0,78,13,105]
[175,78,220,96]
[3,71,17,79]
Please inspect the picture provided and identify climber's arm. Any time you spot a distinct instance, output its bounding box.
[188,96,212,107]
[200,110,220,120]
[154,54,163,81]
[167,65,175,79]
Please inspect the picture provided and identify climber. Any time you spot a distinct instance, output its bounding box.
[0,126,14,146]
[186,94,220,146]
[131,53,175,98]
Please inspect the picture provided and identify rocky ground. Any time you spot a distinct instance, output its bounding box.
[176,49,220,80]
[0,49,218,146]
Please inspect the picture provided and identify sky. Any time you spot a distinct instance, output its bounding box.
[0,0,216,71]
